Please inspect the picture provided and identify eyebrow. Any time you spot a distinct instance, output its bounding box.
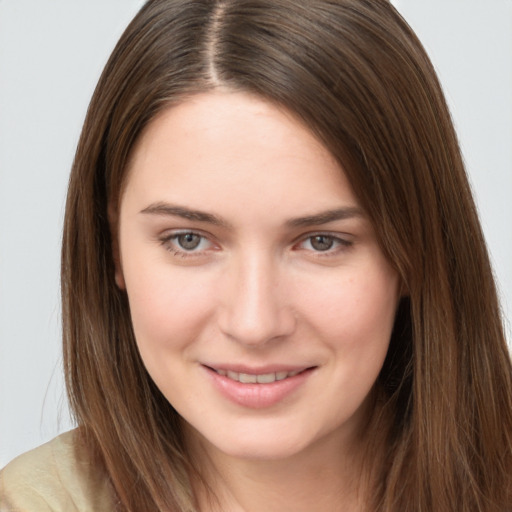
[140,202,365,228]
[285,207,366,227]
[140,202,231,227]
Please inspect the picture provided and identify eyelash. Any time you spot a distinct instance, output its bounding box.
[159,231,214,258]
[159,231,353,259]
[294,233,353,255]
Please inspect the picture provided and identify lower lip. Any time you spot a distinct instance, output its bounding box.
[203,366,315,409]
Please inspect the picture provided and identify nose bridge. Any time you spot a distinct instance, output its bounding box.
[218,249,295,345]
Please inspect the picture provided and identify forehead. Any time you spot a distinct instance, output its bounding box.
[130,90,336,168]
[121,90,360,220]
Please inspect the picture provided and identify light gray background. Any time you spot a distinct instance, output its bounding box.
[1,0,511,467]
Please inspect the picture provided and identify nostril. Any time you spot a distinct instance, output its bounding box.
[217,300,297,347]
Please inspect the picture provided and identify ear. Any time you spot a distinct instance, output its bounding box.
[108,203,126,290]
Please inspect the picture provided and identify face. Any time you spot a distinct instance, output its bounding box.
[115,91,400,463]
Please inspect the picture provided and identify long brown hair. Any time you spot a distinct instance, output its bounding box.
[62,0,512,510]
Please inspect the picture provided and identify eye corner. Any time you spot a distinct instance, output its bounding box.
[293,232,354,256]
[157,229,220,259]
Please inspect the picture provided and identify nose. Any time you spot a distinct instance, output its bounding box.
[217,252,296,347]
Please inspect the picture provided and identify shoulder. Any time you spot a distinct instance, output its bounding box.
[0,430,115,512]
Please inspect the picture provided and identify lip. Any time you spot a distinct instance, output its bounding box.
[202,364,316,409]
[204,363,310,374]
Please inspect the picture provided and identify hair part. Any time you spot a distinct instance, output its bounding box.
[62,1,512,510]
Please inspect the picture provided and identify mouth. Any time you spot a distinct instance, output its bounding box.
[203,364,316,408]
[204,366,313,384]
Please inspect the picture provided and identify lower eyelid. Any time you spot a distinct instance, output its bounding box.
[159,231,217,255]
[298,235,352,250]
[158,231,352,256]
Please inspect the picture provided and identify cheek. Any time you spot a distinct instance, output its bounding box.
[300,266,399,355]
[123,262,217,356]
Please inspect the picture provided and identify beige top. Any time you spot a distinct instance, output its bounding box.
[0,430,115,512]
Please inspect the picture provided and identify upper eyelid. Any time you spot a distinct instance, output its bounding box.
[293,232,354,253]
[157,229,353,249]
[159,231,215,256]
[173,227,224,247]
[159,228,212,240]
[293,230,353,243]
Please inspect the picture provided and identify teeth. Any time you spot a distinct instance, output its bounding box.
[239,372,257,383]
[215,369,303,383]
[257,373,276,384]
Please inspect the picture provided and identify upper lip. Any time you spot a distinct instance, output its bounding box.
[202,363,315,374]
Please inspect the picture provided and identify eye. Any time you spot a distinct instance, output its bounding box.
[175,233,202,251]
[160,231,214,255]
[297,234,352,253]
[309,235,335,251]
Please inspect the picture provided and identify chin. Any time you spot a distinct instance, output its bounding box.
[188,418,327,463]
[228,438,307,461]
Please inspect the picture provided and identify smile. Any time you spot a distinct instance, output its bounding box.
[213,368,303,384]
[203,365,315,408]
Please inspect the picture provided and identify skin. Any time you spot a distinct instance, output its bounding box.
[114,90,400,511]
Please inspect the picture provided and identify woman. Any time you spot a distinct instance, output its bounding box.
[2,0,511,511]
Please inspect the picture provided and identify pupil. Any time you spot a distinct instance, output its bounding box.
[311,235,333,251]
[178,233,201,250]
